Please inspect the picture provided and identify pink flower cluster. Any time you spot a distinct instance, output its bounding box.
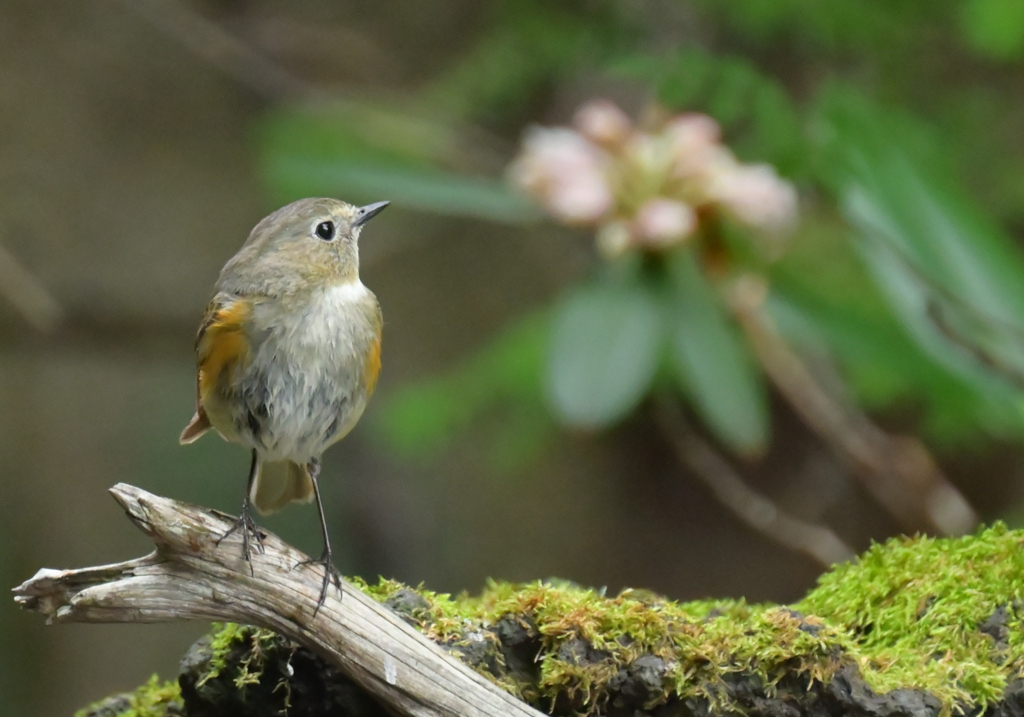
[509,100,798,256]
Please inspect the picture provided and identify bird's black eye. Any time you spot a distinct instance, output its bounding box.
[315,221,335,241]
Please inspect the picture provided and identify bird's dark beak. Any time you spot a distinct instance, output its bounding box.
[354,201,390,227]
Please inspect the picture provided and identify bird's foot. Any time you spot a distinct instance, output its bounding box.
[215,507,265,575]
[294,549,343,614]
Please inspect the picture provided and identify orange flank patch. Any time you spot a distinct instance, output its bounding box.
[364,334,382,396]
[197,300,251,403]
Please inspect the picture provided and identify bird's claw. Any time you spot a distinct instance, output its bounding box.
[294,550,343,614]
[216,509,266,575]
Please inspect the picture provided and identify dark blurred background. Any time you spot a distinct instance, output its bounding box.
[5,1,1024,714]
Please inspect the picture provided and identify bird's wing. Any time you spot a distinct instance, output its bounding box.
[179,293,251,444]
[363,301,384,397]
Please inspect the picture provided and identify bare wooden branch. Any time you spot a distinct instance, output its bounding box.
[13,483,543,717]
[654,399,855,567]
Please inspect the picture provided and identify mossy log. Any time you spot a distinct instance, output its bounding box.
[13,485,1024,717]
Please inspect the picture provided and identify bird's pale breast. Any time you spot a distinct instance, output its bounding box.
[225,280,381,463]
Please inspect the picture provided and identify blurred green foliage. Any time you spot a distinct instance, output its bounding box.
[257,0,1024,468]
[547,271,663,430]
[424,1,633,124]
[667,250,769,453]
[258,105,539,223]
[616,48,805,176]
[377,313,553,470]
[821,93,1024,415]
[962,0,1024,60]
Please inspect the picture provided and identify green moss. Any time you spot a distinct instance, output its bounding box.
[360,577,850,713]
[79,524,1024,717]
[356,524,1024,715]
[74,674,180,717]
[198,622,279,689]
[799,522,1024,711]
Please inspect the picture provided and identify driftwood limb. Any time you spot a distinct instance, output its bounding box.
[12,483,543,717]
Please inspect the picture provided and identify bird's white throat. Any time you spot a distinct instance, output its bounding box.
[323,279,370,305]
[282,279,372,349]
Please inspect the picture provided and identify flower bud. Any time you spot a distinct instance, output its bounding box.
[664,114,724,180]
[573,99,633,149]
[509,127,613,223]
[706,163,797,233]
[633,198,696,247]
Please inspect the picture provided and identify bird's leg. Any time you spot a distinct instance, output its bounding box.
[293,457,342,613]
[216,448,266,575]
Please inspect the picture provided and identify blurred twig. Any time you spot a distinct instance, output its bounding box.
[654,397,855,567]
[729,275,978,536]
[112,0,513,172]
[113,0,315,101]
[0,241,63,333]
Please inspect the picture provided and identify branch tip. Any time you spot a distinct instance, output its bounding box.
[13,483,542,716]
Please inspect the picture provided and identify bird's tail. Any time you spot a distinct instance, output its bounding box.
[250,460,315,515]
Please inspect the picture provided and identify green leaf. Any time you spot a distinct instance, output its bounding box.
[768,283,1024,443]
[546,278,664,428]
[266,156,538,224]
[666,250,769,454]
[820,93,1024,397]
[962,0,1024,60]
[257,105,541,224]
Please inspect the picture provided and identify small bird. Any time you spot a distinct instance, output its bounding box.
[180,197,388,609]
